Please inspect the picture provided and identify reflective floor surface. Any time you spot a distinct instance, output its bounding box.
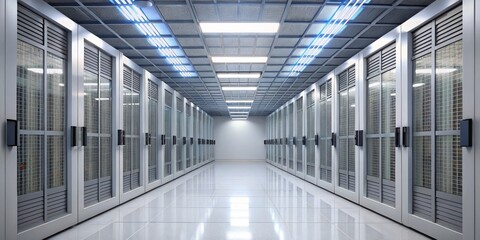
[49,161,429,240]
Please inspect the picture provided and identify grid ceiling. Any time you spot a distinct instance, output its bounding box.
[46,0,435,116]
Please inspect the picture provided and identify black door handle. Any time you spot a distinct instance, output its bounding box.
[302,136,306,145]
[315,134,319,145]
[191,137,194,145]
[402,127,409,147]
[71,126,78,147]
[460,119,473,147]
[355,130,363,147]
[82,127,88,146]
[145,133,151,145]
[161,134,166,145]
[183,137,187,145]
[331,132,336,147]
[395,127,401,147]
[173,135,177,145]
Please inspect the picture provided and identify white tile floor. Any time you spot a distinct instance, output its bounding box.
[49,161,429,240]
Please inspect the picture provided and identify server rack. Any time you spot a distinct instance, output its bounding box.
[317,75,335,192]
[185,101,192,171]
[174,93,185,176]
[305,85,317,184]
[77,27,120,222]
[287,101,295,174]
[145,71,163,192]
[295,95,305,178]
[162,83,175,183]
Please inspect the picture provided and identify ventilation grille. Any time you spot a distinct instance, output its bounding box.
[367,179,380,200]
[47,24,68,57]
[84,180,98,207]
[123,173,131,193]
[348,175,355,191]
[99,178,112,201]
[413,25,432,58]
[18,5,44,45]
[148,81,158,100]
[436,6,462,46]
[132,71,141,92]
[339,172,348,189]
[383,182,396,207]
[177,97,184,112]
[165,90,173,107]
[17,193,44,231]
[413,188,432,217]
[436,193,462,231]
[123,66,132,87]
[348,67,356,85]
[382,44,396,71]
[148,167,157,183]
[367,54,380,77]
[84,45,99,73]
[338,71,348,91]
[100,53,112,78]
[46,190,67,220]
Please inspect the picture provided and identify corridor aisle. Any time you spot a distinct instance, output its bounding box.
[49,161,428,240]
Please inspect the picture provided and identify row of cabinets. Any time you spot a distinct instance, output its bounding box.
[265,3,473,240]
[1,1,215,239]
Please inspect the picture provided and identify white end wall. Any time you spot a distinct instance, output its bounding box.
[214,116,266,160]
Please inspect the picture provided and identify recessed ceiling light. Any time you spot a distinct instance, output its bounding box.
[226,100,254,103]
[200,23,279,33]
[232,118,247,120]
[228,106,251,109]
[211,56,268,63]
[218,73,261,79]
[229,111,250,114]
[222,86,257,91]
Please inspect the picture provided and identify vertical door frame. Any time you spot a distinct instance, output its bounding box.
[184,98,193,172]
[173,91,185,177]
[119,54,145,203]
[77,27,121,221]
[304,84,317,184]
[0,0,6,238]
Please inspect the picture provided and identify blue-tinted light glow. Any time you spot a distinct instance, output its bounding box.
[290,0,369,76]
[111,0,197,77]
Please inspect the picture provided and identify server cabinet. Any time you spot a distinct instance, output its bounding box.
[175,94,185,176]
[145,72,162,191]
[360,31,402,221]
[162,84,174,183]
[192,106,198,167]
[7,1,79,239]
[317,78,334,191]
[295,96,305,177]
[77,28,119,222]
[119,56,145,202]
[0,0,6,238]
[305,87,317,183]
[185,101,192,171]
[287,102,295,173]
[281,108,287,169]
[402,3,469,239]
[336,64,359,202]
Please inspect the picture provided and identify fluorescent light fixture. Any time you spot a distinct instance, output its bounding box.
[211,56,268,63]
[226,100,254,103]
[229,112,249,114]
[232,118,247,120]
[222,86,257,91]
[217,73,261,79]
[200,23,279,34]
[412,83,425,88]
[111,0,197,77]
[390,93,396,96]
[95,98,110,101]
[228,106,251,109]
[291,0,369,75]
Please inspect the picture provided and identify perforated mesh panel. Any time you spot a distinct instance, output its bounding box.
[164,91,172,176]
[148,80,158,182]
[176,97,184,172]
[296,97,303,172]
[306,91,315,177]
[319,80,332,182]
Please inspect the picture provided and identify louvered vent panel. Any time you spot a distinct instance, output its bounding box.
[99,178,112,201]
[382,45,396,71]
[148,81,158,100]
[149,168,157,183]
[132,71,141,92]
[84,45,99,73]
[123,66,132,88]
[413,189,432,217]
[338,71,348,91]
[413,25,432,57]
[84,181,98,207]
[177,97,184,111]
[326,80,332,97]
[47,24,68,57]
[348,67,356,85]
[165,90,173,107]
[436,194,462,232]
[46,190,67,220]
[17,194,44,231]
[436,6,462,46]
[131,171,140,189]
[367,180,380,200]
[17,5,44,45]
[123,173,131,192]
[348,175,355,191]
[382,182,396,206]
[339,173,348,189]
[367,54,380,77]
[100,53,112,78]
